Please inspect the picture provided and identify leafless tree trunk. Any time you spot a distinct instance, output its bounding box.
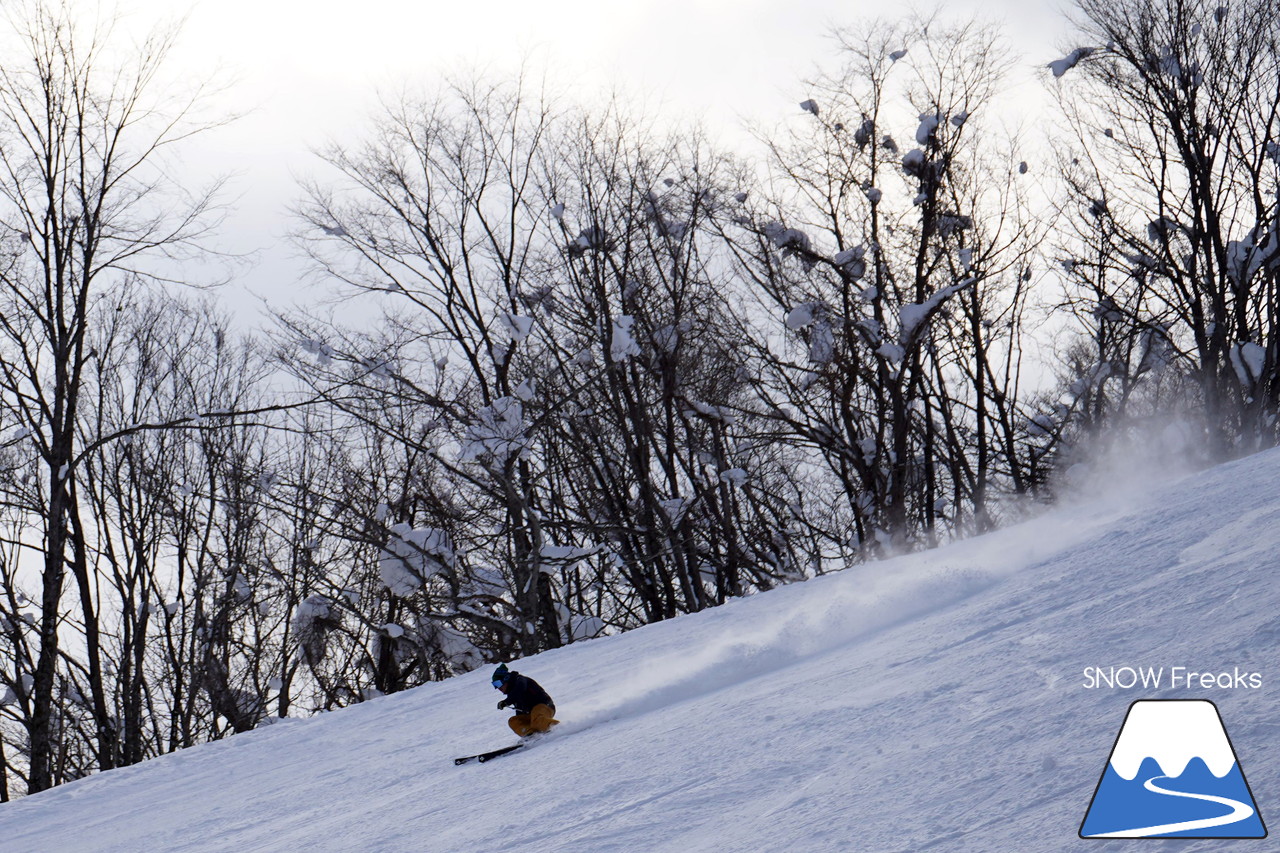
[0,3,223,791]
[295,73,570,655]
[724,15,1038,554]
[1053,0,1280,455]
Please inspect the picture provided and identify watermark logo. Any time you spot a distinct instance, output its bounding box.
[1082,666,1262,690]
[1080,700,1266,839]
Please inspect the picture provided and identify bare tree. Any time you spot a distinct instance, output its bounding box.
[724,16,1039,555]
[530,104,809,620]
[1053,0,1280,455]
[294,72,568,656]
[0,3,223,791]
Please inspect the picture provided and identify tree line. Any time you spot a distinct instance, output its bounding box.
[0,0,1276,796]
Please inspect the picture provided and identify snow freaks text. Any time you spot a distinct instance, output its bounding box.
[1082,667,1263,690]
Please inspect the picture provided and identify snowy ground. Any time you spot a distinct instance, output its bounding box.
[2,449,1278,851]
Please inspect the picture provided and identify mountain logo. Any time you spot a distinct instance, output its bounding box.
[1080,699,1266,839]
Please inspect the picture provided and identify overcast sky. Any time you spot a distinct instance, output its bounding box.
[121,0,1071,323]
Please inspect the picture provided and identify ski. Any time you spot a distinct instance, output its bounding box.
[453,744,523,765]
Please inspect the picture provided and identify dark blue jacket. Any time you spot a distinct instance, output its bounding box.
[504,672,553,715]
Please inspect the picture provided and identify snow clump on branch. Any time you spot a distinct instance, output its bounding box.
[460,397,528,463]
[379,523,457,596]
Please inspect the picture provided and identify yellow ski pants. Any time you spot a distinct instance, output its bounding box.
[508,703,558,737]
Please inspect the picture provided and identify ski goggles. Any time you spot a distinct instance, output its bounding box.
[492,680,505,688]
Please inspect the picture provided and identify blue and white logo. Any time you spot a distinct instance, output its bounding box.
[1080,699,1266,838]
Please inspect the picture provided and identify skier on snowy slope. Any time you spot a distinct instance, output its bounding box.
[493,663,559,737]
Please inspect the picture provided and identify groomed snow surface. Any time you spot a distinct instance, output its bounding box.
[3,449,1279,851]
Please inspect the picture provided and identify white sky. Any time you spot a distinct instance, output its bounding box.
[114,0,1070,323]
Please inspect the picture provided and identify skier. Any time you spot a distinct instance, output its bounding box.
[492,663,558,737]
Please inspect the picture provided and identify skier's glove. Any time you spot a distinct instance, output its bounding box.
[497,699,511,710]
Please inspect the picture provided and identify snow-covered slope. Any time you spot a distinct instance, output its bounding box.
[3,450,1279,851]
